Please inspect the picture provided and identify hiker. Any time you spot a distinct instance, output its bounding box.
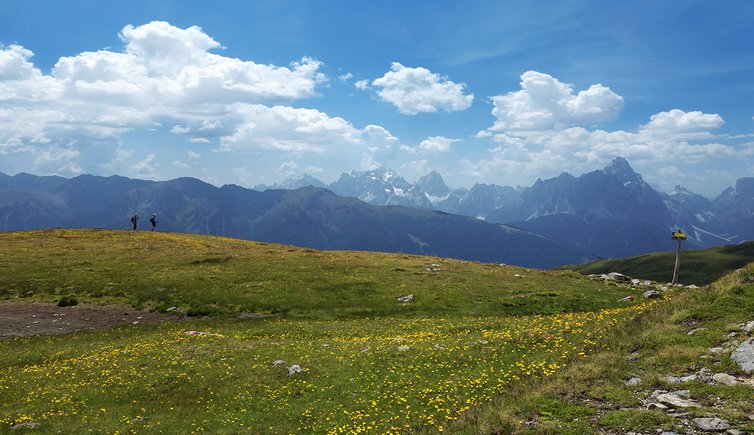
[130,213,139,230]
[150,213,158,231]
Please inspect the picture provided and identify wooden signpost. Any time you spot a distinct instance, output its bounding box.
[671,229,687,285]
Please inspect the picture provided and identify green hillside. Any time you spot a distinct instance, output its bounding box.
[567,241,754,285]
[0,229,634,319]
[1,230,752,433]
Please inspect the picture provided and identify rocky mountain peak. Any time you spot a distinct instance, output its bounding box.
[416,171,449,197]
[603,157,644,186]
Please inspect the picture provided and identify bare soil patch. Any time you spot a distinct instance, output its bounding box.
[0,301,183,339]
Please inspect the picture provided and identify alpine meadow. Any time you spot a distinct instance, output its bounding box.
[2,2,754,434]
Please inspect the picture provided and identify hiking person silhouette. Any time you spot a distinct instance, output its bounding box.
[150,213,158,231]
[130,213,139,230]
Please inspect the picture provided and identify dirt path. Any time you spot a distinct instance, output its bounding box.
[0,301,183,339]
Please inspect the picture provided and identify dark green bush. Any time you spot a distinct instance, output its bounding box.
[186,306,213,317]
[57,296,78,307]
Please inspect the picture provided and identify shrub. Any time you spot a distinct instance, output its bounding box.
[57,296,78,307]
[186,306,213,317]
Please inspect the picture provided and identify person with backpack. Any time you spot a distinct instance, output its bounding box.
[150,213,158,231]
[130,213,139,230]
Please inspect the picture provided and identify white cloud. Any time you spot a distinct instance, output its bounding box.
[0,21,344,174]
[172,159,190,169]
[187,150,201,160]
[371,62,474,115]
[304,166,324,175]
[467,107,732,186]
[277,160,299,176]
[34,147,82,175]
[0,44,62,102]
[489,71,623,131]
[216,104,363,154]
[417,136,459,154]
[132,152,158,179]
[360,124,401,167]
[338,72,353,82]
[640,109,724,137]
[171,124,191,134]
[405,159,431,175]
[232,167,254,187]
[354,79,369,90]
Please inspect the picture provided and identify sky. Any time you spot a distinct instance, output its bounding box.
[1,0,753,197]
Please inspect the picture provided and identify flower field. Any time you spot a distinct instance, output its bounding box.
[0,302,654,433]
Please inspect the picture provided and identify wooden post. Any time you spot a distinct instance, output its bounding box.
[671,230,686,285]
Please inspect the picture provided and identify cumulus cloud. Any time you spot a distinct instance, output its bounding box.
[217,104,363,154]
[417,136,459,154]
[640,109,724,137]
[132,152,158,179]
[354,79,369,90]
[489,71,623,131]
[466,107,732,186]
[0,21,332,171]
[1,21,418,183]
[277,160,299,176]
[338,72,353,82]
[371,62,474,115]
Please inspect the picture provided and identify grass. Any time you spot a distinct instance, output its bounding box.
[566,240,754,285]
[0,304,653,433]
[446,262,754,434]
[0,229,641,319]
[1,229,752,433]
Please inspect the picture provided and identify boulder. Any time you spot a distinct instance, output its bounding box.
[731,338,754,373]
[287,364,304,376]
[643,290,662,299]
[712,373,739,386]
[606,272,631,282]
[692,417,729,431]
[745,320,754,333]
[656,392,699,408]
[395,294,415,303]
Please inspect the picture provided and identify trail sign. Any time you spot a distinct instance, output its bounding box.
[671,229,686,284]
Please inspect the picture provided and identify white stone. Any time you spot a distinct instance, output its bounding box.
[745,320,754,333]
[693,417,729,431]
[731,338,754,373]
[680,374,698,383]
[287,364,304,376]
[625,377,642,386]
[396,294,415,303]
[712,373,739,386]
[656,392,699,408]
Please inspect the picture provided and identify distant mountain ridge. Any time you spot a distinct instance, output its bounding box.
[0,172,593,268]
[259,158,752,258]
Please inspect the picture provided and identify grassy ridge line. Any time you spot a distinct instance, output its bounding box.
[567,241,754,286]
[449,262,754,433]
[0,229,641,319]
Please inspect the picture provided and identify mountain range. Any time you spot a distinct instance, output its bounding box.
[257,158,753,259]
[0,172,592,268]
[2,157,751,265]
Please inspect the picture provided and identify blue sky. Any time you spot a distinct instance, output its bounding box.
[1,0,753,197]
